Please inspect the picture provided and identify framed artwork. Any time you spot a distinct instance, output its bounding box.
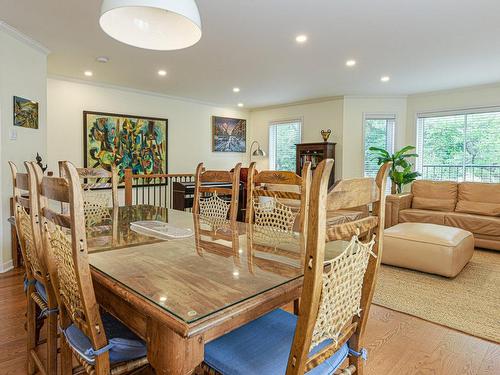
[14,96,39,129]
[84,111,168,184]
[212,116,247,152]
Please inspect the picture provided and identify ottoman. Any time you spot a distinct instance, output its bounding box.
[382,223,474,277]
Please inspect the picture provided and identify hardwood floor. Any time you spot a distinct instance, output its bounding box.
[1,268,498,375]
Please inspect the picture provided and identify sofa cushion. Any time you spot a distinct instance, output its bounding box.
[455,182,500,217]
[444,212,500,237]
[399,209,446,225]
[411,180,458,212]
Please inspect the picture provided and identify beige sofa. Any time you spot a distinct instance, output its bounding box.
[386,180,500,251]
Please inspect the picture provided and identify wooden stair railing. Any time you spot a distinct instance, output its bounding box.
[124,169,195,208]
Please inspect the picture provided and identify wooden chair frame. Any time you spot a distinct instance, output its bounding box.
[286,160,391,375]
[192,163,242,222]
[245,162,312,233]
[59,162,119,209]
[9,161,58,375]
[34,161,147,375]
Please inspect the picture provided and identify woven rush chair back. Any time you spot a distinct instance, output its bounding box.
[37,161,113,372]
[59,162,119,227]
[193,162,242,222]
[245,161,311,233]
[9,161,48,282]
[246,223,305,278]
[286,160,391,375]
[193,215,241,265]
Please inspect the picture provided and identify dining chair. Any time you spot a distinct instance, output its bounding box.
[59,162,119,226]
[193,163,242,222]
[245,162,312,233]
[201,159,391,375]
[9,161,58,375]
[32,161,148,375]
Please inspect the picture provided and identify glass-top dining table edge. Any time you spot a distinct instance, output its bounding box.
[86,205,313,324]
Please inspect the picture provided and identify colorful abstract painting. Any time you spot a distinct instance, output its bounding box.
[212,116,246,152]
[84,111,168,183]
[14,96,39,129]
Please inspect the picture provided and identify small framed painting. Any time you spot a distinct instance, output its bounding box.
[13,96,39,129]
[212,116,247,152]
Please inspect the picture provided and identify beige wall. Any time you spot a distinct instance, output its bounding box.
[47,78,249,175]
[0,25,48,271]
[406,83,500,146]
[342,96,408,178]
[249,98,344,178]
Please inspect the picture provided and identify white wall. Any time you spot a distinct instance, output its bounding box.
[342,96,408,178]
[249,98,344,179]
[47,78,249,174]
[0,24,48,271]
[406,83,500,145]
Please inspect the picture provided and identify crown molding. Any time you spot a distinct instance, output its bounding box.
[250,95,344,112]
[408,81,500,98]
[0,21,50,55]
[48,74,250,113]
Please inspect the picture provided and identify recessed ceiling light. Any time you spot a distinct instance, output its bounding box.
[84,71,93,77]
[158,70,167,76]
[346,59,356,67]
[96,56,109,63]
[233,87,240,93]
[295,34,308,43]
[237,103,244,107]
[380,76,390,82]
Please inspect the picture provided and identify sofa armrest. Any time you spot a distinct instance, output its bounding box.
[385,193,413,228]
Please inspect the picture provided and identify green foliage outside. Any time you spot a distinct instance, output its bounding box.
[420,113,500,182]
[274,123,301,171]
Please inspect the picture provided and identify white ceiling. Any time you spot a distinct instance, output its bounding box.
[2,0,500,108]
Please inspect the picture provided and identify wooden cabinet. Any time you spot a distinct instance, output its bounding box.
[296,142,336,187]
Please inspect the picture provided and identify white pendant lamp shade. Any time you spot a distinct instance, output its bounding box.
[99,0,202,51]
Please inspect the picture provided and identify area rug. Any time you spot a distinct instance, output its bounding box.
[372,249,500,342]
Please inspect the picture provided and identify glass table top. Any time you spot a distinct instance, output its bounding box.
[87,205,347,324]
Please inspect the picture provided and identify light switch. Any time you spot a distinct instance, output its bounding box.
[9,128,17,140]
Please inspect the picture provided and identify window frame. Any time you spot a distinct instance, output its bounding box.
[362,113,396,178]
[268,117,303,171]
[415,105,500,182]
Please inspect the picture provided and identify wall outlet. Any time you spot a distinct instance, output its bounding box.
[9,128,17,140]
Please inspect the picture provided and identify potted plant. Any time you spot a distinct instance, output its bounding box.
[369,145,421,194]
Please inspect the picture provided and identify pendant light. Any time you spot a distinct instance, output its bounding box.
[99,0,202,51]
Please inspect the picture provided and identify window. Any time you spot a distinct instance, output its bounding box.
[269,119,302,171]
[363,114,395,180]
[417,108,500,183]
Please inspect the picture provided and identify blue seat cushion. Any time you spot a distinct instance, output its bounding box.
[23,278,48,303]
[35,281,47,302]
[205,309,349,375]
[63,312,147,365]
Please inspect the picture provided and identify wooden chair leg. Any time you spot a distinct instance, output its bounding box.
[35,304,43,344]
[26,297,37,375]
[60,337,74,375]
[47,312,58,375]
[348,356,363,375]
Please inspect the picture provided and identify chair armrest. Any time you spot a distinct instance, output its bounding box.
[385,193,413,228]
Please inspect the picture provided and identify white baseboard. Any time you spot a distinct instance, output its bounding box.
[0,260,14,273]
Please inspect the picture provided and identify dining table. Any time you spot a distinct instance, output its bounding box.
[86,205,347,375]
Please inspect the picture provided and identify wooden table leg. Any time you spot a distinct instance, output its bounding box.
[147,318,204,375]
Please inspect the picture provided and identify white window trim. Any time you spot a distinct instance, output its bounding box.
[361,113,396,176]
[415,105,500,180]
[268,117,303,171]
